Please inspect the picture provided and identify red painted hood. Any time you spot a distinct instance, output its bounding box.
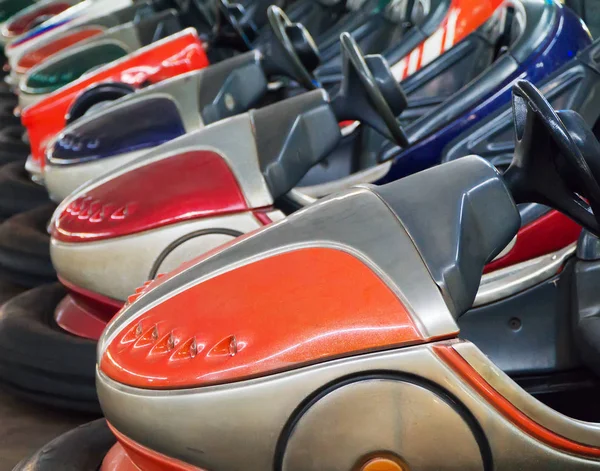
[4,2,71,38]
[21,29,209,170]
[52,150,248,243]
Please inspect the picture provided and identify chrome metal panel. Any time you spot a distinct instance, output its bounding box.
[18,27,196,104]
[0,0,81,46]
[100,186,458,354]
[51,212,262,301]
[285,189,316,206]
[97,342,600,470]
[18,89,50,110]
[282,379,483,471]
[146,77,204,132]
[454,341,600,447]
[45,147,151,202]
[92,20,142,51]
[53,112,274,221]
[25,155,42,182]
[5,70,22,87]
[22,37,134,90]
[490,235,516,262]
[7,0,134,67]
[155,233,238,276]
[9,21,115,85]
[474,243,576,307]
[296,161,392,198]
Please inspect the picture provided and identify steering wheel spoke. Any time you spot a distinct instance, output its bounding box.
[504,80,600,235]
[214,0,258,50]
[331,32,409,148]
[263,6,320,90]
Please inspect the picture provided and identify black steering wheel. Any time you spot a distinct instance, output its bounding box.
[170,0,218,32]
[504,80,600,234]
[66,82,136,125]
[332,32,409,148]
[215,0,258,50]
[266,5,320,90]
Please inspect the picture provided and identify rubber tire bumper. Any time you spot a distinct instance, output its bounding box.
[0,278,27,304]
[0,203,57,287]
[0,101,20,128]
[13,419,115,471]
[0,125,29,154]
[0,161,50,218]
[0,125,28,163]
[0,283,100,413]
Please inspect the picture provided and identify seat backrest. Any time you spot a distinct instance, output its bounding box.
[317,0,450,79]
[135,9,183,46]
[111,1,156,25]
[197,50,266,124]
[372,156,520,316]
[383,0,451,66]
[251,89,341,198]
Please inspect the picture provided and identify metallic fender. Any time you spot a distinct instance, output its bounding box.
[51,212,265,301]
[97,342,600,470]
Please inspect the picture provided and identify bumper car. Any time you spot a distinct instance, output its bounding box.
[8,1,205,92]
[0,0,490,293]
[0,24,210,227]
[0,0,46,38]
[16,8,196,109]
[0,0,82,48]
[0,13,583,409]
[42,0,577,202]
[0,7,324,292]
[22,0,503,181]
[3,0,141,60]
[21,80,600,470]
[0,34,411,410]
[43,6,330,201]
[295,0,591,193]
[439,36,600,272]
[5,0,278,90]
[258,0,490,85]
[20,26,210,180]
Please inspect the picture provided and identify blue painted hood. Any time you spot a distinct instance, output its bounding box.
[49,97,186,166]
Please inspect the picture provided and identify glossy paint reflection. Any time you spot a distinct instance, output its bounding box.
[21,30,209,169]
[101,248,422,389]
[52,151,248,243]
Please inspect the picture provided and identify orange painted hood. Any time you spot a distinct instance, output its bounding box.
[100,247,421,389]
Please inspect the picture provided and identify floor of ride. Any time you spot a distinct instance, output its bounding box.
[0,388,90,470]
[517,368,600,422]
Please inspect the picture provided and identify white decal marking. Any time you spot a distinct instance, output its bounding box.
[444,8,460,51]
[391,57,407,81]
[421,26,445,68]
[407,47,421,75]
